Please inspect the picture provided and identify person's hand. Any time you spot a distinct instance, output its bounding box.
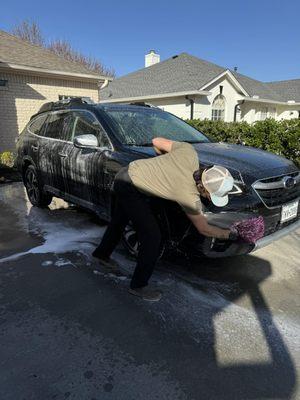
[153,145,163,155]
[228,227,239,241]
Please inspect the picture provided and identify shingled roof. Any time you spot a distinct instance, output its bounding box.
[0,30,108,80]
[232,71,283,102]
[100,53,225,100]
[267,79,300,102]
[100,52,298,103]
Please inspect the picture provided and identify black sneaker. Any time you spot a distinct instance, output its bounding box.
[92,253,124,275]
[128,287,162,302]
[96,256,120,269]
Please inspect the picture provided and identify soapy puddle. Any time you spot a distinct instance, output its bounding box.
[0,183,104,264]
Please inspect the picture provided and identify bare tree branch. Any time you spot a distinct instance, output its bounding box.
[11,21,115,77]
[11,20,44,46]
[48,39,115,77]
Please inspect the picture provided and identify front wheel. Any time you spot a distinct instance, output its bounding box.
[122,221,165,259]
[24,165,52,207]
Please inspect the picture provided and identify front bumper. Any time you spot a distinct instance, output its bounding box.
[253,218,300,251]
[199,210,300,258]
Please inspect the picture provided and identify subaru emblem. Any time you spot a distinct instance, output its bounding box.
[282,176,295,189]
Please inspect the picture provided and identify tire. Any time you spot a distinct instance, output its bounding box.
[24,165,52,207]
[122,221,165,259]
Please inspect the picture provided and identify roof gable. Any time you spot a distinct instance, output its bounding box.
[200,69,249,96]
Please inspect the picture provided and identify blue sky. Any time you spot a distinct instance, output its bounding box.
[1,0,300,81]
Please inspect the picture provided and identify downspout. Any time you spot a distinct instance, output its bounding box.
[98,79,109,102]
[190,98,194,119]
[234,100,244,122]
[186,96,194,119]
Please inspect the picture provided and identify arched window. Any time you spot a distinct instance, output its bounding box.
[211,94,226,121]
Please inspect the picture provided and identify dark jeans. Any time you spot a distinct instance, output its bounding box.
[93,167,162,289]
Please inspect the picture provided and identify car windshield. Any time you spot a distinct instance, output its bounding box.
[100,106,210,146]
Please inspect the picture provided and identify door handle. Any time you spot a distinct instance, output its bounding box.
[31,145,38,152]
[58,152,68,158]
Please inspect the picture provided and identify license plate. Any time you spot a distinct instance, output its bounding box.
[281,200,299,223]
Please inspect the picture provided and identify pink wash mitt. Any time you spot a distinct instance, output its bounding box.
[232,216,265,244]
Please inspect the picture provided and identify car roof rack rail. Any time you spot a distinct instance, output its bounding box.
[36,97,95,115]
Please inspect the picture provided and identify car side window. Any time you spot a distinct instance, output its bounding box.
[71,111,111,148]
[44,112,69,140]
[28,114,48,136]
[63,113,76,142]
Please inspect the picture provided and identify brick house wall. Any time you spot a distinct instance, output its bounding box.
[0,72,99,152]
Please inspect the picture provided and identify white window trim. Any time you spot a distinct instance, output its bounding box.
[211,94,226,121]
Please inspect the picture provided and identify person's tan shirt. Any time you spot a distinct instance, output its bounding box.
[128,142,202,215]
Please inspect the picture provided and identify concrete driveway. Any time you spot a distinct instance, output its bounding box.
[0,183,299,400]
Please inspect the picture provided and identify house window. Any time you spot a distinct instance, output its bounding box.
[211,94,225,121]
[58,94,84,100]
[0,79,9,91]
[268,107,276,119]
[59,95,69,100]
[258,107,268,120]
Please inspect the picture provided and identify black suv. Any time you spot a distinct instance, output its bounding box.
[16,98,300,258]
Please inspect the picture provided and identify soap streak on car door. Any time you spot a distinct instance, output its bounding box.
[63,110,109,208]
[38,111,73,193]
[26,113,48,181]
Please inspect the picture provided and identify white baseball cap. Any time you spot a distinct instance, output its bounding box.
[202,165,234,207]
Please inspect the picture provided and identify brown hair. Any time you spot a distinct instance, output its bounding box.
[193,164,213,186]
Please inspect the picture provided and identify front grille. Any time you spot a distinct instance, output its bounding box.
[253,172,300,208]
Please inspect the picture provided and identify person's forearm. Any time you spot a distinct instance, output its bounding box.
[186,213,232,240]
[199,223,230,239]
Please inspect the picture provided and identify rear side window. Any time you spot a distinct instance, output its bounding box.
[28,114,48,135]
[44,112,69,140]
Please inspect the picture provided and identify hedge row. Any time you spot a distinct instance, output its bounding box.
[186,118,300,167]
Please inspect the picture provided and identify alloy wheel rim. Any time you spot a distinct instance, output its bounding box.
[26,170,39,203]
[123,224,139,254]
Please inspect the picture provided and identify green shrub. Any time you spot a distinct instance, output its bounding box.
[186,118,300,167]
[0,151,16,169]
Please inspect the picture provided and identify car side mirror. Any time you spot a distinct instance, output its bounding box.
[74,134,98,148]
